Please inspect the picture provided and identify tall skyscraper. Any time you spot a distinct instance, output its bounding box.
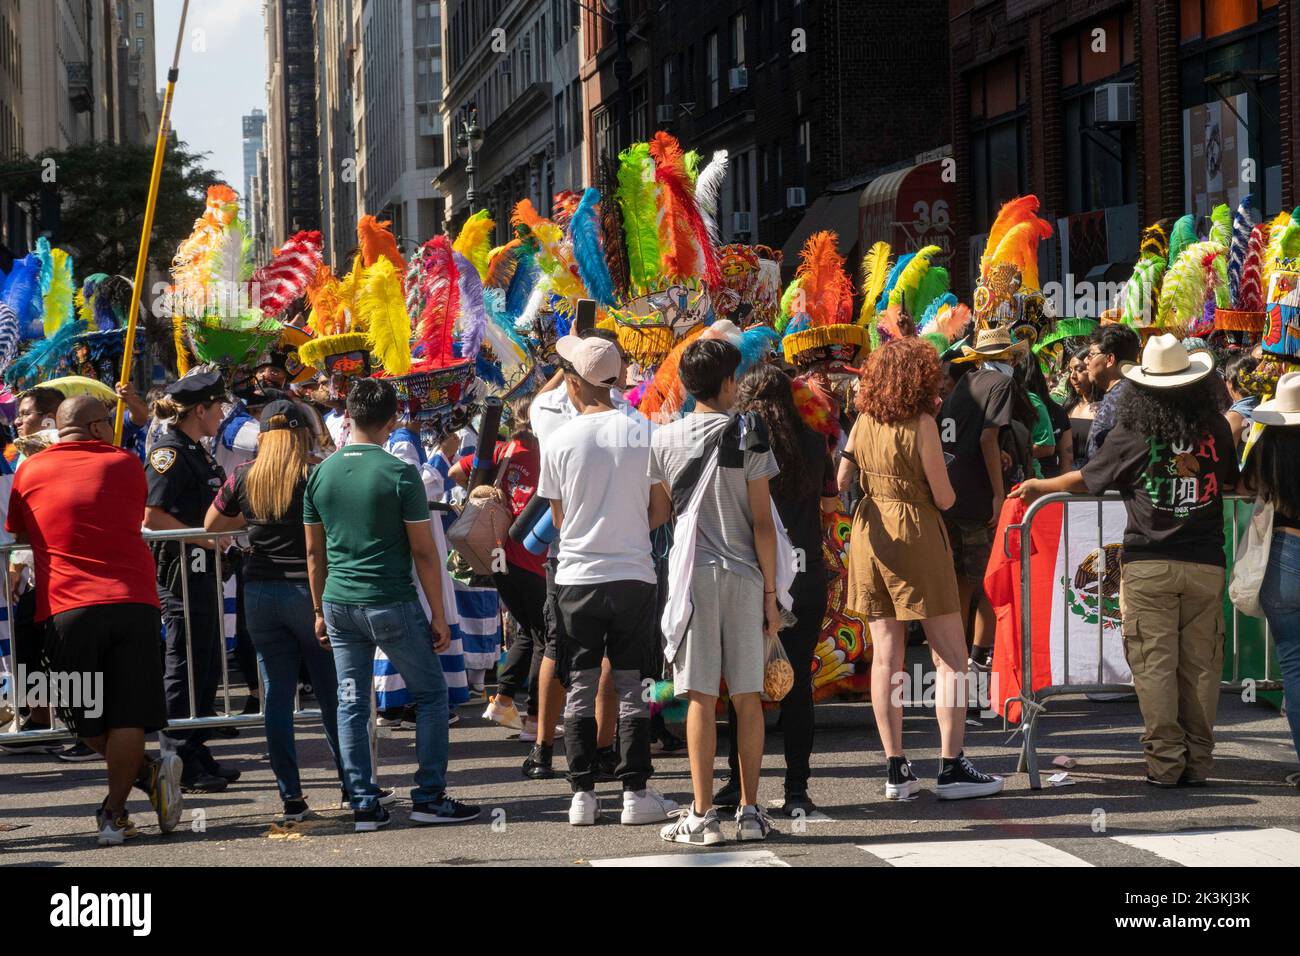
[264,0,321,241]
[242,108,267,222]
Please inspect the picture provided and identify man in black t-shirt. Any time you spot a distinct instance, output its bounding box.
[1013,335,1237,787]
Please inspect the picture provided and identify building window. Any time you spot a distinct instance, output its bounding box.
[594,104,613,162]
[706,33,719,108]
[570,78,583,148]
[135,12,144,28]
[731,13,746,66]
[629,82,648,142]
[662,58,672,100]
[555,92,567,153]
[968,55,1028,231]
[798,120,810,167]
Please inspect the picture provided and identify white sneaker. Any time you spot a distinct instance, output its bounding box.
[735,804,776,841]
[884,760,922,800]
[660,805,724,846]
[620,786,679,825]
[569,790,599,826]
[482,695,523,730]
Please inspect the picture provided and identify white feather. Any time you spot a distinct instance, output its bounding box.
[696,149,729,245]
[517,278,551,336]
[212,221,246,317]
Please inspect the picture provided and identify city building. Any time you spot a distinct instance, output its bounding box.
[264,0,322,241]
[948,0,1297,305]
[242,108,266,224]
[579,0,952,277]
[117,0,160,146]
[313,0,357,269]
[0,0,26,263]
[436,0,584,241]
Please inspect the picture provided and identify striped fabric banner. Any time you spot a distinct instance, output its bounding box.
[454,581,501,674]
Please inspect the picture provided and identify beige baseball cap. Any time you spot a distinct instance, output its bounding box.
[556,334,621,387]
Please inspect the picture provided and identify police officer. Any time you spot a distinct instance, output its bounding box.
[143,369,239,792]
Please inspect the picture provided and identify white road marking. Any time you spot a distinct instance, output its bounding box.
[589,849,790,867]
[857,838,1093,867]
[1112,828,1300,867]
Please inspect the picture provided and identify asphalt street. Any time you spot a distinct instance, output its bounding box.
[3,669,1297,867]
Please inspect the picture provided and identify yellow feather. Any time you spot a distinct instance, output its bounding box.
[453,210,495,281]
[358,258,412,376]
[43,249,76,336]
[1262,210,1294,292]
[858,241,891,326]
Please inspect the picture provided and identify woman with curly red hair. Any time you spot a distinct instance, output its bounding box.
[837,337,1004,802]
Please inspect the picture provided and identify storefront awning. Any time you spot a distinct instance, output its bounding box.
[858,158,955,260]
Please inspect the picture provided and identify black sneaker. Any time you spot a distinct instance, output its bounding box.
[713,777,741,809]
[339,786,397,809]
[354,803,392,832]
[409,793,482,825]
[936,752,1004,800]
[885,757,920,800]
[282,798,310,822]
[772,792,817,818]
[197,748,240,782]
[522,746,555,780]
[180,770,228,793]
[57,742,101,762]
[595,746,619,782]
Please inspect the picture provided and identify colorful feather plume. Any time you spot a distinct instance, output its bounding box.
[42,247,75,337]
[858,241,892,326]
[570,187,616,306]
[776,278,803,335]
[358,257,412,376]
[1139,221,1169,261]
[1238,223,1268,312]
[35,237,54,295]
[3,254,44,339]
[552,191,582,227]
[503,244,540,321]
[1263,210,1299,292]
[453,250,487,361]
[453,210,494,281]
[4,318,87,388]
[738,324,779,373]
[251,230,324,318]
[648,132,721,287]
[1156,241,1222,336]
[794,231,853,329]
[637,323,707,422]
[413,236,459,368]
[482,287,530,380]
[695,150,729,246]
[887,245,942,318]
[0,302,19,376]
[1209,203,1231,247]
[791,375,840,443]
[484,238,522,291]
[306,263,344,337]
[615,143,662,292]
[404,246,427,319]
[980,196,1052,289]
[357,215,407,273]
[1227,195,1256,306]
[1166,214,1197,267]
[1120,256,1166,325]
[597,155,630,298]
[876,253,914,312]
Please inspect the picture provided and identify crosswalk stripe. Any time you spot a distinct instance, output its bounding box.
[857,838,1093,867]
[588,849,790,867]
[1112,828,1300,867]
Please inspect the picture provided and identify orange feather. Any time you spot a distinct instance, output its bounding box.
[357,215,407,273]
[795,231,853,328]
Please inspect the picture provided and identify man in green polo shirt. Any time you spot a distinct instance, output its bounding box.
[304,377,480,832]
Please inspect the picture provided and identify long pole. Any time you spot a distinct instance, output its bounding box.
[114,0,191,444]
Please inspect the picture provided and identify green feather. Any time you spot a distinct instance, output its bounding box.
[684,150,701,183]
[777,278,803,335]
[1121,256,1165,325]
[615,143,663,293]
[1167,214,1197,267]
[1212,247,1230,308]
[1157,241,1218,335]
[887,244,941,316]
[911,265,949,324]
[1209,203,1231,248]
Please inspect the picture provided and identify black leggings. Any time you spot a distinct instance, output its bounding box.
[492,563,548,714]
[727,574,828,795]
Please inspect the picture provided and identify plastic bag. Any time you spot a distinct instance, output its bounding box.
[761,634,795,702]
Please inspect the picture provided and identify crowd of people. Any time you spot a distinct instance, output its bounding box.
[2,314,1297,848]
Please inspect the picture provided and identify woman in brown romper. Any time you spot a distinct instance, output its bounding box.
[837,338,1004,802]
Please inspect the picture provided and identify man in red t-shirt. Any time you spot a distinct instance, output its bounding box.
[5,396,182,846]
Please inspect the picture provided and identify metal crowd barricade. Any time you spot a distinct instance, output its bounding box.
[0,528,324,746]
[1004,492,1282,789]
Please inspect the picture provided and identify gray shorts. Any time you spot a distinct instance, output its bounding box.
[673,564,765,697]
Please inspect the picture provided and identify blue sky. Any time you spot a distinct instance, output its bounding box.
[154,0,267,192]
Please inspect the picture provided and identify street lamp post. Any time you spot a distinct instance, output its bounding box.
[456,104,485,225]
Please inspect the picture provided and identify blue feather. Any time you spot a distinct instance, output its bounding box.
[4,319,87,389]
[504,250,540,320]
[484,288,529,354]
[454,251,487,360]
[0,302,19,373]
[737,325,779,376]
[877,253,914,311]
[475,350,505,387]
[571,187,615,306]
[1227,194,1255,306]
[551,295,572,339]
[3,255,44,339]
[920,292,957,333]
[35,237,54,295]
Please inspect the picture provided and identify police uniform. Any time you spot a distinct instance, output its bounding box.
[146,372,228,779]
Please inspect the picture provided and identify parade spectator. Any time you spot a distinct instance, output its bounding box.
[1081,323,1140,464]
[303,377,480,831]
[1223,353,1262,451]
[536,334,678,828]
[5,395,181,844]
[1063,347,1097,467]
[205,399,346,822]
[650,338,779,844]
[144,369,238,793]
[1240,372,1300,780]
[712,364,839,817]
[1015,335,1237,787]
[840,339,1004,801]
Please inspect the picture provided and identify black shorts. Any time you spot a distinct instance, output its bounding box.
[553,580,657,674]
[11,588,47,673]
[943,515,993,583]
[541,560,562,662]
[43,603,168,739]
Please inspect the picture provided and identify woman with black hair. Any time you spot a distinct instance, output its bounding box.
[1063,347,1096,467]
[711,365,840,817]
[1014,335,1238,787]
[1240,372,1300,781]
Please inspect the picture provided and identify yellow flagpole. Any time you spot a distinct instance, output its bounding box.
[114,0,191,444]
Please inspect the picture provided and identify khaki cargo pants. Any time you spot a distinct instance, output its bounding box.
[1119,559,1225,785]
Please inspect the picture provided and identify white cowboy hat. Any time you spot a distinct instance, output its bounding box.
[1120,333,1215,388]
[1254,371,1300,426]
[955,325,1030,363]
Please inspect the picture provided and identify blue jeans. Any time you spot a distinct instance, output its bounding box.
[245,580,345,801]
[1260,531,1300,765]
[324,599,449,810]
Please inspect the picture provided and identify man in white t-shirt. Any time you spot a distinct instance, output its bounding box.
[536,335,678,828]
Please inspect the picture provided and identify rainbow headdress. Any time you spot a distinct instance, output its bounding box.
[715,244,783,327]
[171,185,283,372]
[1261,207,1300,363]
[857,239,970,354]
[778,231,868,368]
[610,133,722,365]
[972,196,1055,345]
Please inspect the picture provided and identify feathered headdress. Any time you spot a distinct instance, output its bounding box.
[857,241,892,327]
[978,195,1053,292]
[570,187,616,307]
[358,215,407,273]
[357,257,412,376]
[780,231,868,366]
[1156,240,1225,337]
[250,230,324,319]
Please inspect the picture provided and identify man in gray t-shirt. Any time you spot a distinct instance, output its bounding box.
[649,338,781,845]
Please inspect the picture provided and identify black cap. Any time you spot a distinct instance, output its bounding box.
[259,399,308,432]
[163,369,226,405]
